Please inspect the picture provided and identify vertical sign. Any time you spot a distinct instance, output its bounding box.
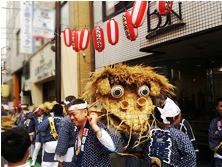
[20,1,34,54]
[33,6,55,39]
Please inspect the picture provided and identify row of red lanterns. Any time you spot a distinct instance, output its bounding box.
[63,1,173,53]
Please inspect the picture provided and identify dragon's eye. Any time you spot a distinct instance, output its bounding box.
[138,85,150,97]
[111,85,124,98]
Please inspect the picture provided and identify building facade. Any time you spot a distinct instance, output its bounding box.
[5,1,94,107]
[93,1,222,159]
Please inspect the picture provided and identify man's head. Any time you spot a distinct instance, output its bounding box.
[1,127,31,164]
[21,104,27,111]
[10,107,16,114]
[23,108,30,116]
[1,105,4,113]
[33,107,42,116]
[216,97,222,117]
[158,97,181,127]
[64,95,76,113]
[67,99,88,127]
[159,95,167,108]
[51,104,63,116]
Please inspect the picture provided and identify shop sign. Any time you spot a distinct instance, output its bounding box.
[8,102,13,109]
[33,6,55,39]
[35,59,52,80]
[20,1,35,54]
[25,80,32,91]
[146,2,185,39]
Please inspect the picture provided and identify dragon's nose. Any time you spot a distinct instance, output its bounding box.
[121,100,129,110]
[137,97,147,107]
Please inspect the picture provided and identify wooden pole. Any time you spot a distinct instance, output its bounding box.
[55,1,61,103]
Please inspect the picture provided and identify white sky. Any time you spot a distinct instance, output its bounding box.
[0,1,6,49]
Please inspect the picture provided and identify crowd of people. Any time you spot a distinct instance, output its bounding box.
[1,96,222,167]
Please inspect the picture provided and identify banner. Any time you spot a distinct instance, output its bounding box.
[33,6,55,39]
[20,1,35,54]
[8,102,14,109]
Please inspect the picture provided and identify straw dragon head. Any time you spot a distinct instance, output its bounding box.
[84,64,174,133]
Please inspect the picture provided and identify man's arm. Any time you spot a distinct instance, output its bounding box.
[55,120,71,156]
[177,131,196,167]
[183,119,199,153]
[88,112,120,152]
[37,118,49,132]
[209,118,222,151]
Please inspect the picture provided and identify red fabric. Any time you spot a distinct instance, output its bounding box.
[93,26,105,52]
[63,28,72,47]
[107,19,119,45]
[80,28,90,51]
[73,30,80,52]
[131,1,148,28]
[122,10,138,41]
[156,1,173,15]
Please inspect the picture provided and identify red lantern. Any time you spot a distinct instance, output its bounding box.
[122,10,138,41]
[63,28,72,47]
[93,26,105,52]
[80,28,90,51]
[156,1,173,15]
[131,1,148,28]
[107,19,119,45]
[72,30,80,52]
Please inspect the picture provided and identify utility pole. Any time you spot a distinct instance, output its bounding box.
[55,1,61,103]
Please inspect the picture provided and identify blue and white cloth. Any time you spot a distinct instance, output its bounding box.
[178,117,199,153]
[71,121,119,167]
[120,132,144,167]
[54,115,76,167]
[209,116,222,167]
[37,115,64,162]
[11,112,18,119]
[28,112,47,143]
[16,112,25,126]
[144,125,196,167]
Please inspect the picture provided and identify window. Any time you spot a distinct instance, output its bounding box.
[61,2,69,31]
[102,1,133,22]
[16,30,20,56]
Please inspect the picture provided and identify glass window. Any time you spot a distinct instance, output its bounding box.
[61,2,69,31]
[102,1,133,22]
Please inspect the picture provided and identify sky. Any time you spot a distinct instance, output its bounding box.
[0,1,6,49]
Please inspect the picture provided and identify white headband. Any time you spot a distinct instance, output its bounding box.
[34,107,40,113]
[64,99,70,105]
[68,102,87,111]
[158,97,181,124]
[21,105,27,108]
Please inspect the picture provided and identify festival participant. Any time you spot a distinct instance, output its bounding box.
[37,104,64,167]
[1,105,8,116]
[176,105,199,154]
[2,127,31,167]
[143,97,196,167]
[54,95,76,167]
[10,106,18,119]
[208,97,222,167]
[67,99,119,167]
[152,95,199,154]
[16,104,28,126]
[20,107,35,159]
[28,107,47,166]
